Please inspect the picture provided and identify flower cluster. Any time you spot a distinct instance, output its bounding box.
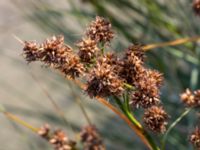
[22,16,168,134]
[86,16,114,44]
[190,127,200,149]
[23,35,84,78]
[76,38,99,63]
[80,125,105,150]
[37,124,76,150]
[180,89,200,107]
[143,106,168,133]
[38,124,104,150]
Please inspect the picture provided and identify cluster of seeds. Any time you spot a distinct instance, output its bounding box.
[37,124,76,150]
[180,89,200,107]
[23,35,85,79]
[22,16,168,134]
[80,125,105,150]
[180,88,200,149]
[37,124,104,150]
[190,126,200,149]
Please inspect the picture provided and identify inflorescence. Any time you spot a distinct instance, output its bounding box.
[190,126,200,149]
[180,89,200,107]
[80,125,105,150]
[22,16,168,134]
[38,124,76,150]
[180,88,200,149]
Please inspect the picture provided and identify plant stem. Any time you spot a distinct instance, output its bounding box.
[143,36,200,51]
[161,108,192,150]
[123,83,136,90]
[0,104,38,133]
[113,96,160,150]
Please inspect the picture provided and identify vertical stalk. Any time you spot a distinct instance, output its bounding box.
[161,108,192,150]
[113,96,160,150]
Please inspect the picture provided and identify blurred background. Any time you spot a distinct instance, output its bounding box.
[0,0,200,149]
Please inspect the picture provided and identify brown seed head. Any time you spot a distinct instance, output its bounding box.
[120,53,144,85]
[37,124,51,140]
[86,60,124,98]
[131,91,160,108]
[136,69,163,97]
[125,44,145,62]
[180,89,200,107]
[130,68,163,108]
[193,0,200,16]
[76,38,99,63]
[59,54,85,79]
[143,106,168,133]
[23,35,85,78]
[23,41,40,62]
[38,125,76,150]
[194,90,200,105]
[40,35,72,66]
[98,53,122,74]
[86,16,114,44]
[50,130,76,150]
[190,127,200,149]
[80,125,105,150]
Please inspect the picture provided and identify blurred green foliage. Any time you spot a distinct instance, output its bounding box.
[8,0,200,149]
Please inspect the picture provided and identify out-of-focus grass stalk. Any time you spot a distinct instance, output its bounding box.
[28,70,78,135]
[68,81,92,125]
[143,36,200,51]
[0,104,38,133]
[161,108,192,150]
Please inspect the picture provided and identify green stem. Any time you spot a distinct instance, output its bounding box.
[113,96,160,150]
[161,108,192,150]
[123,83,136,90]
[100,42,105,55]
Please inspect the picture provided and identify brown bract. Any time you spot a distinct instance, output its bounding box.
[86,16,114,44]
[80,125,105,150]
[143,106,168,133]
[190,127,200,149]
